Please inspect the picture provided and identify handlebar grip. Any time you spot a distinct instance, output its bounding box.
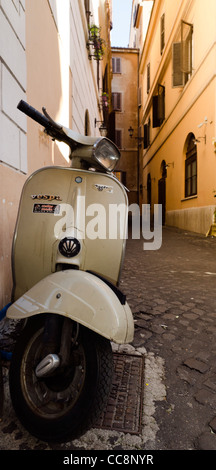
[17,100,50,128]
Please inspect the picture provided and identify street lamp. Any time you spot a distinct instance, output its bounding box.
[128,126,134,138]
[128,125,144,142]
[95,118,107,137]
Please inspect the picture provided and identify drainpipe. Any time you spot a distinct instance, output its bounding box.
[137,49,140,207]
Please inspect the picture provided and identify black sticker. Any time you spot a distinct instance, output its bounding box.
[33,204,60,214]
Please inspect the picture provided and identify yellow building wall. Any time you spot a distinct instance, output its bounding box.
[112,48,139,205]
[139,0,216,234]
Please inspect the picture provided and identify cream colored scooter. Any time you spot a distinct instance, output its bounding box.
[6,101,134,442]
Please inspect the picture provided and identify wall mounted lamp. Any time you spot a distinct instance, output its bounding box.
[94,118,107,137]
[128,126,134,138]
[128,125,144,141]
[193,136,206,145]
[165,162,174,169]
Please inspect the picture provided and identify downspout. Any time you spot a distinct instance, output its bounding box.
[137,49,140,207]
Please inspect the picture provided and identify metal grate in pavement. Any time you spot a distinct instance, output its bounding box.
[96,353,145,435]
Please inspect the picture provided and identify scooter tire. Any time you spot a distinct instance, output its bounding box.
[9,314,113,442]
[0,357,3,418]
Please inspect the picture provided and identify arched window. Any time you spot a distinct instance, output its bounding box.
[185,133,197,197]
[84,110,90,136]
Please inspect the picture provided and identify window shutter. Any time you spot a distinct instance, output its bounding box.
[160,14,165,54]
[112,57,115,72]
[147,63,150,94]
[152,86,165,127]
[158,84,165,124]
[116,58,121,73]
[181,20,193,74]
[172,42,184,87]
[112,57,121,73]
[144,124,148,148]
[152,95,159,128]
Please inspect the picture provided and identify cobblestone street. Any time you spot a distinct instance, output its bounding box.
[123,226,216,450]
[1,226,216,453]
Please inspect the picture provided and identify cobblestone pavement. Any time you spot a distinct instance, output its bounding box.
[1,226,216,451]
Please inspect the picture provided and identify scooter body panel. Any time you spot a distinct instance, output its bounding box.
[12,167,128,301]
[7,270,134,344]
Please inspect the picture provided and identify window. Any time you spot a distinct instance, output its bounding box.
[147,63,150,94]
[112,92,122,111]
[84,109,90,136]
[133,4,140,27]
[112,57,121,73]
[152,84,165,128]
[185,134,197,197]
[160,14,165,54]
[144,117,151,149]
[172,20,193,87]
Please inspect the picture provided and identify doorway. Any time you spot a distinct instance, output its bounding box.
[158,160,167,225]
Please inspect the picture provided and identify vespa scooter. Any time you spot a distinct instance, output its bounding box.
[6,100,134,442]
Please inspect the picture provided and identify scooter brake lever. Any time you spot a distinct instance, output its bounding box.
[42,107,62,130]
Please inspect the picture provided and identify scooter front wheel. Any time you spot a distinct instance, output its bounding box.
[9,315,113,442]
[0,356,3,417]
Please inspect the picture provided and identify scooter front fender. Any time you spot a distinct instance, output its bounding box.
[7,271,134,344]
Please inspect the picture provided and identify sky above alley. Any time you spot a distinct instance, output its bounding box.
[111,0,133,47]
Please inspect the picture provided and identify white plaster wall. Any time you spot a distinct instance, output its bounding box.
[48,0,102,136]
[0,0,27,173]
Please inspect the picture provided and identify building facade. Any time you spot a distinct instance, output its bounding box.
[0,0,112,309]
[111,47,139,206]
[130,0,216,234]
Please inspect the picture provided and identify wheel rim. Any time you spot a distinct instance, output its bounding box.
[21,327,86,419]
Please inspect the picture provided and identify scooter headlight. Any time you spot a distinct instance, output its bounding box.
[93,138,120,171]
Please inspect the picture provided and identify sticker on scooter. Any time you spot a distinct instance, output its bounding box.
[33,203,60,214]
[31,194,62,201]
[93,184,113,193]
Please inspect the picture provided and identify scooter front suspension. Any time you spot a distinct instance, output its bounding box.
[35,315,77,378]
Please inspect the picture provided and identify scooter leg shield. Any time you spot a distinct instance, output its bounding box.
[7,270,134,344]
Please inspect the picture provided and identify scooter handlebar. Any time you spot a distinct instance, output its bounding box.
[17,100,71,145]
[17,100,51,129]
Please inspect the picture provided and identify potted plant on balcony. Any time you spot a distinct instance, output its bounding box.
[87,25,105,60]
[101,92,109,108]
